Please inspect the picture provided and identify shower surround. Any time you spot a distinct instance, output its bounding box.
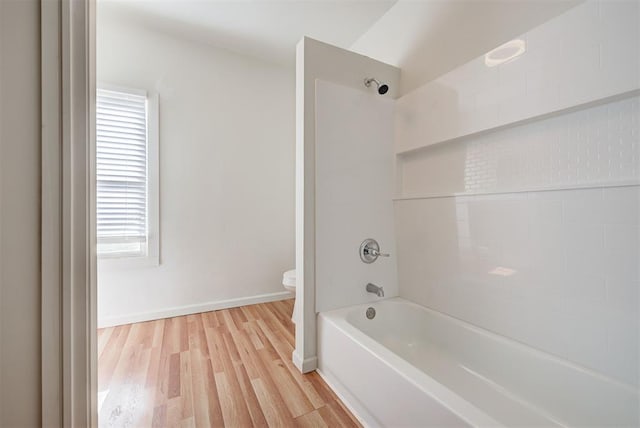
[300,1,639,426]
[393,0,639,387]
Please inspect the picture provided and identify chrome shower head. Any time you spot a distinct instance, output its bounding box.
[364,77,389,95]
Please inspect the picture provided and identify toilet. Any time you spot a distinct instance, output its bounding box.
[282,269,300,324]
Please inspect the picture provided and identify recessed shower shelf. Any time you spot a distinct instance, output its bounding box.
[394,89,640,157]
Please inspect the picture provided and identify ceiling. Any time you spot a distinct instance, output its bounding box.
[99,0,581,92]
[98,0,398,65]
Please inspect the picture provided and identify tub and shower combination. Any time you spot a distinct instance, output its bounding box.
[317,298,638,427]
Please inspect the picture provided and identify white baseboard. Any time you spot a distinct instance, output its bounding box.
[98,290,294,328]
[316,368,379,428]
[292,349,318,373]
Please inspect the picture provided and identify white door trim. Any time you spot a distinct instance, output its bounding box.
[41,0,62,424]
[41,0,97,426]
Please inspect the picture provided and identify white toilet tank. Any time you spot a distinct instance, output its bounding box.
[282,269,298,323]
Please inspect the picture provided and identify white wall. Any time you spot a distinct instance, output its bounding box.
[315,80,397,312]
[0,0,42,425]
[295,37,399,371]
[351,0,581,95]
[97,10,295,326]
[394,0,639,385]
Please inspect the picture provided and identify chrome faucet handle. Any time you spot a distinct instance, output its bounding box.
[359,238,390,263]
[368,247,389,257]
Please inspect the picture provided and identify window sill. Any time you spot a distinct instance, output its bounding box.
[97,255,160,269]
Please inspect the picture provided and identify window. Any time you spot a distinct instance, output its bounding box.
[96,86,159,262]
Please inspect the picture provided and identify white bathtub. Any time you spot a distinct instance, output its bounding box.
[317,298,639,427]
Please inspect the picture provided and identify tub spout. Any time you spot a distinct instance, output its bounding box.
[366,283,384,297]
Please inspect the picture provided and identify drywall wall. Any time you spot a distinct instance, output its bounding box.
[97,10,295,326]
[0,0,42,425]
[295,37,399,371]
[394,0,640,385]
[351,0,581,95]
[315,80,397,312]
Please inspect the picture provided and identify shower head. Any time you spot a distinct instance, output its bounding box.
[364,77,389,95]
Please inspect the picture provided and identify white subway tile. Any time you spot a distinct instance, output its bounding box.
[606,278,639,316]
[564,223,605,278]
[606,310,639,384]
[528,193,564,225]
[562,308,610,374]
[564,272,607,305]
[563,188,604,224]
[604,224,640,282]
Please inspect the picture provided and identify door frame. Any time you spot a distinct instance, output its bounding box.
[41,0,97,426]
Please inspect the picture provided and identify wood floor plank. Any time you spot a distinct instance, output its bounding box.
[166,396,183,427]
[152,321,172,409]
[203,327,225,374]
[253,318,327,409]
[294,409,328,428]
[151,404,166,428]
[232,327,261,380]
[98,299,362,428]
[203,349,225,427]
[231,355,269,428]
[97,325,114,358]
[215,371,254,427]
[254,304,295,348]
[98,323,132,389]
[145,343,163,390]
[326,399,361,428]
[187,315,213,427]
[265,357,314,418]
[167,352,181,399]
[226,326,293,422]
[306,372,340,404]
[180,350,195,420]
[251,378,293,428]
[316,404,343,427]
[216,329,254,427]
[100,341,150,427]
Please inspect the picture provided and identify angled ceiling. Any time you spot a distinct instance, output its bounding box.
[98,0,398,65]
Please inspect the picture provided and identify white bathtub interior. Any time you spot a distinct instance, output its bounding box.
[318,299,638,428]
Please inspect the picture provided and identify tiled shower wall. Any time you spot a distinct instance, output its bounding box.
[315,80,398,312]
[394,0,639,386]
[395,185,638,385]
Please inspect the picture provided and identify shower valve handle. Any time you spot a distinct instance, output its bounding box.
[367,247,389,257]
[359,239,390,263]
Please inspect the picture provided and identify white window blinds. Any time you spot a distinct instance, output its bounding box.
[96,88,149,257]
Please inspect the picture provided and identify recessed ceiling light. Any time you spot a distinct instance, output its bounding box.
[484,39,526,67]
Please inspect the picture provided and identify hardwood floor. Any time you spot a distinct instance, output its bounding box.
[97,299,361,428]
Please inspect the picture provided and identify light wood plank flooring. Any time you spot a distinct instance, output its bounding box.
[98,299,361,428]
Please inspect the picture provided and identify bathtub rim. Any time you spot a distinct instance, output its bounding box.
[325,297,638,392]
